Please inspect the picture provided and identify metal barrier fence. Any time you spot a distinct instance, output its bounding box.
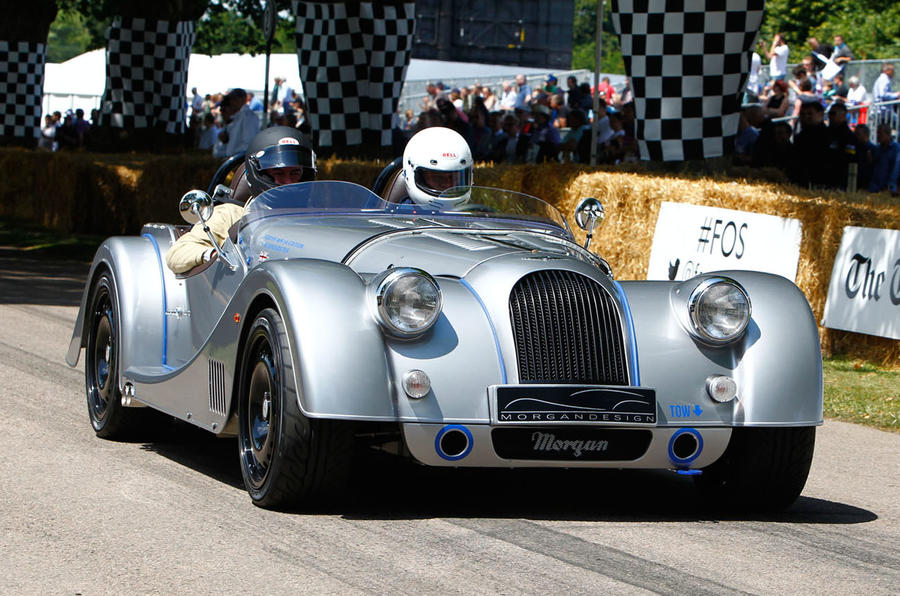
[756,58,900,100]
[772,98,900,143]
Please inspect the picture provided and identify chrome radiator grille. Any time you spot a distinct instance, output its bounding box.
[508,270,628,385]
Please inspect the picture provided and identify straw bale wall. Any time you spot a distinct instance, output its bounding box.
[1,149,896,365]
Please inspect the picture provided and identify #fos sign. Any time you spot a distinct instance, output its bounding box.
[647,202,803,281]
[822,226,900,340]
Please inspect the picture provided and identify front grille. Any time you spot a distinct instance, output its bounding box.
[509,270,628,385]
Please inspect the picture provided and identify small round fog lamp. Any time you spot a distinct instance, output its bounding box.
[706,375,738,403]
[403,369,431,399]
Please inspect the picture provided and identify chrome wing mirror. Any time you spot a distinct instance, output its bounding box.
[179,190,214,225]
[574,197,605,251]
[178,190,238,270]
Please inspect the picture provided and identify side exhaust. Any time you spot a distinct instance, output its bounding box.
[668,428,703,470]
[434,425,473,461]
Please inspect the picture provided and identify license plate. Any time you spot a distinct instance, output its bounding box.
[492,385,657,425]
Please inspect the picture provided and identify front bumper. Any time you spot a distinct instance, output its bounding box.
[401,423,733,469]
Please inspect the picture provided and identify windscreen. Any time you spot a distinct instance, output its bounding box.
[244,181,571,237]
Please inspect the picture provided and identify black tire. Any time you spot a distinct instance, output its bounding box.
[694,426,816,511]
[84,271,147,440]
[237,308,354,509]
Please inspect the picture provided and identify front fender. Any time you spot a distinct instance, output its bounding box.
[66,237,165,377]
[239,259,394,420]
[620,271,823,426]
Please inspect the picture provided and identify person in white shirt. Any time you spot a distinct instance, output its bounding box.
[212,88,260,158]
[872,63,899,103]
[847,76,867,104]
[190,87,203,117]
[499,80,517,111]
[747,51,762,96]
[764,34,789,80]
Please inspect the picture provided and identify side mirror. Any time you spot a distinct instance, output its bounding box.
[574,197,605,250]
[179,190,214,225]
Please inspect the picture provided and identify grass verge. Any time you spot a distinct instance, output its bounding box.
[0,219,102,262]
[824,357,899,432]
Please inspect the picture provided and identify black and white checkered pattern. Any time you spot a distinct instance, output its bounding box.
[293,1,415,148]
[100,17,195,134]
[0,41,47,140]
[611,0,764,161]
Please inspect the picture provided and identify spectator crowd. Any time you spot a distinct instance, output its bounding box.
[394,73,640,167]
[38,40,900,197]
[743,32,899,194]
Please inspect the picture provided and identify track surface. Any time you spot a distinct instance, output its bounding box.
[1,255,897,594]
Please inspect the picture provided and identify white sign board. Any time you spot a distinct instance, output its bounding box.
[822,226,900,340]
[647,202,803,281]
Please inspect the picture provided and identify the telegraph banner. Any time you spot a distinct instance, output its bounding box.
[822,226,900,340]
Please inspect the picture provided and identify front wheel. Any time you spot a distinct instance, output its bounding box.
[694,427,816,511]
[84,271,148,439]
[237,308,353,509]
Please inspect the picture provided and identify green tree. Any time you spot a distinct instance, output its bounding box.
[194,0,296,56]
[46,10,94,62]
[759,0,900,60]
[571,0,625,74]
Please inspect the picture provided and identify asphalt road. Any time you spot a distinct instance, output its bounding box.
[1,254,898,595]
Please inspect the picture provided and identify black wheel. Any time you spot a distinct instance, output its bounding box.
[85,271,146,439]
[237,308,354,509]
[694,427,816,511]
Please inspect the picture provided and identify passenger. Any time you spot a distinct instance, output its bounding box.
[396,127,474,208]
[166,126,317,274]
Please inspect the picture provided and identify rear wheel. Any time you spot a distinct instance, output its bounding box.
[84,271,147,439]
[694,426,816,511]
[237,308,353,509]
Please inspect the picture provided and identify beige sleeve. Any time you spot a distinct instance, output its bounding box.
[165,203,244,274]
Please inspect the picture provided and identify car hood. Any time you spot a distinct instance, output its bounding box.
[239,214,588,277]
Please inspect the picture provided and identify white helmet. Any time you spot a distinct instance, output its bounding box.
[402,127,473,208]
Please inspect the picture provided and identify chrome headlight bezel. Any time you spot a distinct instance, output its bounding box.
[371,268,442,338]
[687,277,752,345]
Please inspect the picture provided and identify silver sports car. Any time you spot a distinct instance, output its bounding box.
[66,168,823,510]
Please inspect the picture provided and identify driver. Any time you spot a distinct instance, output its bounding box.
[398,127,474,208]
[166,126,317,274]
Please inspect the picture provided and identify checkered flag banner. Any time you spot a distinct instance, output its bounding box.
[100,17,196,134]
[293,1,415,148]
[611,0,765,161]
[0,41,47,141]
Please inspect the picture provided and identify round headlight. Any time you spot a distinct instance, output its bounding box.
[688,277,751,344]
[372,268,442,338]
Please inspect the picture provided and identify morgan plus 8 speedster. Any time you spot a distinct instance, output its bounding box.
[66,167,823,510]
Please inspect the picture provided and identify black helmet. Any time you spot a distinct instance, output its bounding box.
[245,126,317,196]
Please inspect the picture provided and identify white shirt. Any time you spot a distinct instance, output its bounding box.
[872,72,898,103]
[595,114,614,145]
[191,93,203,115]
[769,44,789,77]
[213,105,260,158]
[279,85,295,104]
[500,90,517,109]
[847,85,867,104]
[747,52,761,91]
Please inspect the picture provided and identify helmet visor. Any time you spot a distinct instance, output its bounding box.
[414,166,473,197]
[250,144,316,181]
